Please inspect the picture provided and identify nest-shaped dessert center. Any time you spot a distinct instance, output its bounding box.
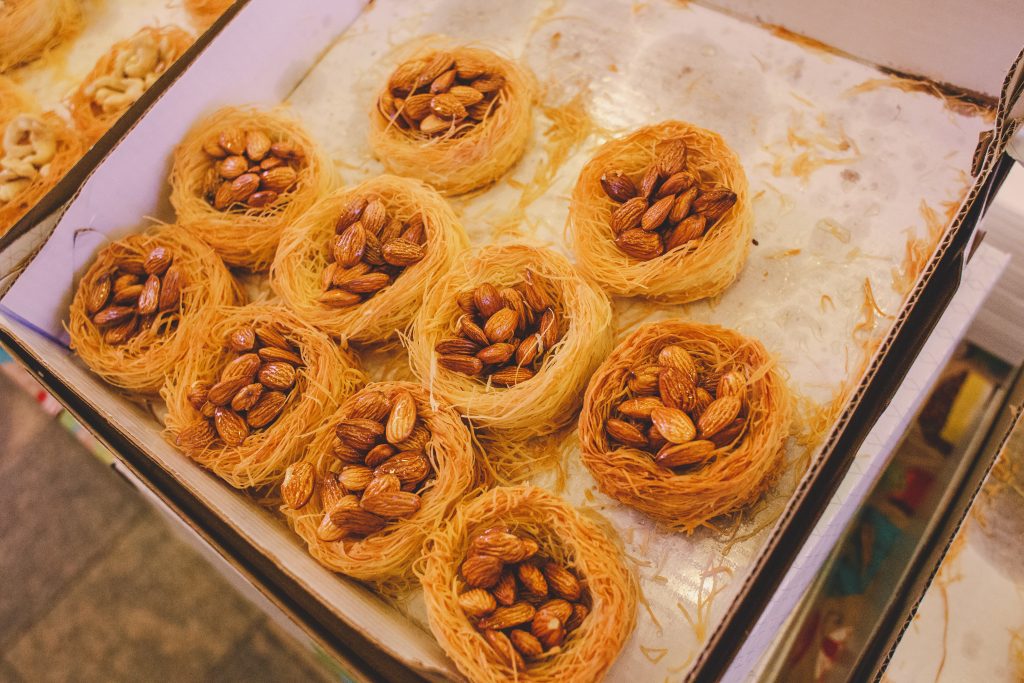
[176,324,305,449]
[199,128,302,212]
[456,526,590,670]
[605,343,749,469]
[434,268,562,387]
[601,137,737,261]
[318,193,428,309]
[378,50,506,140]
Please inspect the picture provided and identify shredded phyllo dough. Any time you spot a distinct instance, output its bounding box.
[409,244,612,446]
[67,226,240,396]
[369,39,535,196]
[578,320,792,532]
[0,0,81,72]
[169,106,334,270]
[162,304,364,489]
[271,174,469,345]
[69,26,194,142]
[569,120,752,303]
[280,382,477,593]
[418,486,638,683]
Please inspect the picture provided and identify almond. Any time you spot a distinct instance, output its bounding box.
[186,381,211,410]
[208,375,250,406]
[710,418,746,447]
[449,85,484,106]
[246,390,287,428]
[467,100,492,120]
[462,553,503,588]
[694,187,737,220]
[218,129,245,155]
[438,354,483,376]
[471,73,505,94]
[514,335,541,366]
[176,420,215,450]
[249,192,282,210]
[693,387,715,417]
[490,366,534,387]
[436,337,480,355]
[600,169,636,202]
[665,214,707,250]
[517,563,548,597]
[200,401,217,418]
[655,138,688,176]
[698,395,742,438]
[566,603,588,631]
[656,170,698,198]
[316,513,346,542]
[360,489,421,519]
[535,599,573,624]
[257,346,303,366]
[482,629,525,671]
[650,406,696,444]
[615,229,664,260]
[335,418,385,452]
[269,141,302,160]
[108,280,138,303]
[472,530,529,562]
[203,136,227,158]
[364,443,396,468]
[530,614,565,650]
[460,316,490,346]
[375,451,431,488]
[332,438,365,465]
[457,291,477,314]
[214,406,248,446]
[638,164,661,199]
[669,186,699,223]
[401,213,426,244]
[656,439,716,468]
[118,257,148,275]
[388,58,425,94]
[344,389,391,421]
[334,224,367,268]
[543,562,581,601]
[382,238,425,267]
[226,172,260,205]
[157,265,185,312]
[415,51,455,89]
[629,363,661,395]
[483,308,517,343]
[136,274,161,315]
[648,422,667,450]
[419,114,450,135]
[610,196,646,234]
[478,602,536,631]
[640,194,675,231]
[473,283,503,318]
[605,418,647,448]
[431,92,467,119]
[258,361,296,391]
[84,275,111,314]
[618,396,664,419]
[245,129,272,161]
[384,389,417,444]
[336,196,368,232]
[328,495,387,536]
[539,308,559,349]
[509,630,543,659]
[282,462,315,509]
[459,589,497,617]
[318,290,361,308]
[454,55,487,80]
[217,155,248,180]
[716,370,746,399]
[339,465,374,492]
[320,471,346,510]
[229,326,256,352]
[260,155,284,170]
[359,198,387,236]
[659,366,697,412]
[430,68,456,93]
[521,268,552,312]
[102,316,138,345]
[500,287,531,333]
[260,165,297,193]
[255,325,292,351]
[230,382,263,412]
[340,272,389,295]
[493,569,517,606]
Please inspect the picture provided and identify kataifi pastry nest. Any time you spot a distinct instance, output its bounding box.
[418,485,637,683]
[0,0,81,72]
[271,174,469,345]
[368,39,534,196]
[169,106,333,270]
[408,244,612,441]
[578,320,791,532]
[569,120,752,303]
[68,25,194,144]
[163,304,364,489]
[0,78,84,236]
[281,382,477,592]
[68,224,240,396]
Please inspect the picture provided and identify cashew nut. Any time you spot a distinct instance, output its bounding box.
[0,115,58,205]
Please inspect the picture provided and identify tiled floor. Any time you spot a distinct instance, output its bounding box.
[0,370,335,683]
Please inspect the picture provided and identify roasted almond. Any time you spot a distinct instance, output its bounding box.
[382,238,425,267]
[461,553,503,588]
[335,418,385,452]
[246,390,287,428]
[482,629,525,671]
[208,375,251,406]
[202,136,227,158]
[270,141,302,160]
[659,366,697,412]
[640,194,675,231]
[388,58,425,94]
[454,55,487,80]
[514,334,542,366]
[436,337,480,355]
[316,513,345,542]
[473,283,503,318]
[319,290,362,308]
[460,316,490,346]
[449,84,484,106]
[438,354,484,376]
[698,395,743,438]
[669,186,699,223]
[214,406,248,446]
[385,389,417,444]
[344,389,391,421]
[430,92,467,119]
[157,265,185,312]
[419,114,450,135]
[618,396,664,419]
[656,170,698,198]
[336,195,368,232]
[430,68,456,93]
[509,629,543,659]
[472,530,530,562]
[339,465,374,492]
[535,598,573,624]
[329,495,387,536]
[186,381,211,410]
[340,272,391,295]
[650,406,696,444]
[256,325,293,351]
[656,439,716,468]
[176,420,215,450]
[258,361,297,391]
[136,274,161,316]
[566,603,588,631]
[542,562,581,601]
[218,129,245,155]
[639,164,661,200]
[459,589,497,617]
[521,268,552,312]
[401,213,426,244]
[478,602,536,631]
[360,198,387,235]
[493,570,517,606]
[610,196,646,234]
[375,451,431,488]
[257,345,303,366]
[226,172,260,205]
[334,224,367,268]
[230,382,263,412]
[693,387,715,417]
[360,489,422,519]
[361,442,394,467]
[483,308,518,343]
[245,129,272,161]
[320,471,346,510]
[217,155,248,180]
[415,51,456,89]
[478,342,516,365]
[606,418,647,448]
[332,438,366,465]
[282,462,315,509]
[517,563,548,597]
[710,418,746,447]
[247,189,279,209]
[615,228,664,260]
[694,187,737,220]
[716,370,746,399]
[659,345,698,383]
[471,73,505,94]
[530,614,565,650]
[539,308,559,349]
[628,364,661,394]
[102,316,138,345]
[489,366,534,387]
[600,169,636,202]
[229,326,256,352]
[664,214,707,250]
[260,165,297,193]
[655,138,688,176]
